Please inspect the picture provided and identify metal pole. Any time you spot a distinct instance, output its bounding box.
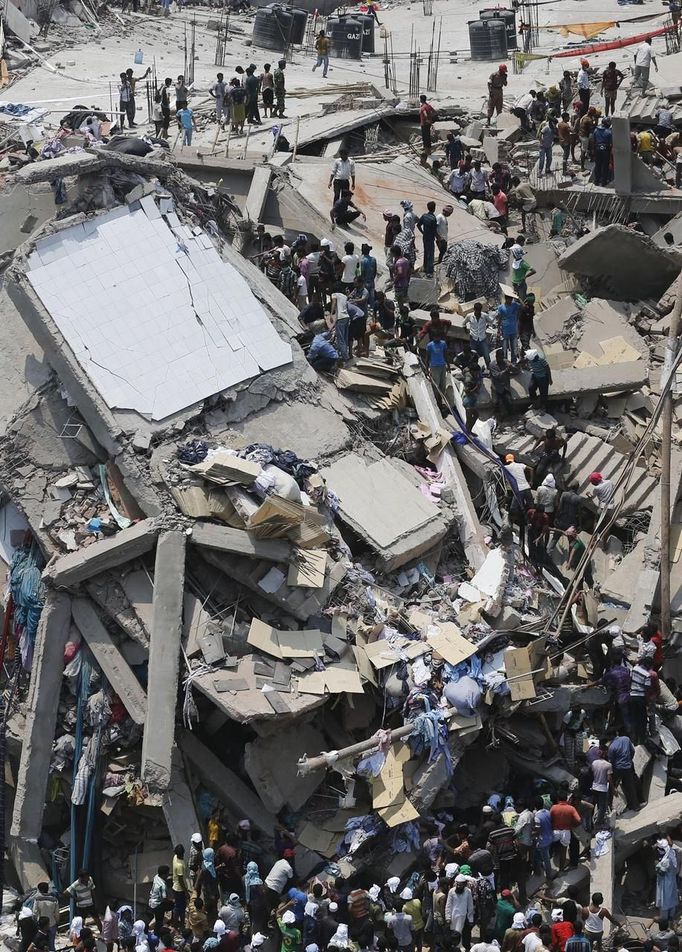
[292,115,300,161]
[660,270,682,640]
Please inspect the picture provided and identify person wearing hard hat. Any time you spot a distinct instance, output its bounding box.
[487,63,508,124]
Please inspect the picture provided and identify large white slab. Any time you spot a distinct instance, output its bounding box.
[27,205,292,421]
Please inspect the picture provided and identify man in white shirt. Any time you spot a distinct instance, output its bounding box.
[469,161,489,199]
[436,205,453,262]
[464,301,495,367]
[511,90,535,131]
[634,38,657,91]
[448,167,470,196]
[341,241,359,291]
[328,148,356,202]
[445,875,474,937]
[504,454,533,507]
[577,59,591,116]
[264,856,293,911]
[588,471,615,510]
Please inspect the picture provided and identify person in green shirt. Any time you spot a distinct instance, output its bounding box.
[511,258,536,302]
[278,910,302,952]
[494,890,519,941]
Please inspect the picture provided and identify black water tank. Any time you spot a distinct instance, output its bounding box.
[357,13,375,53]
[252,5,293,50]
[289,7,308,44]
[480,7,517,50]
[328,15,363,59]
[468,19,492,60]
[488,18,508,59]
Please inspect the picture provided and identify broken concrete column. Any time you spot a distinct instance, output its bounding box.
[71,598,147,725]
[162,746,203,850]
[43,519,159,588]
[10,591,72,884]
[141,531,186,790]
[178,729,277,836]
[401,352,488,569]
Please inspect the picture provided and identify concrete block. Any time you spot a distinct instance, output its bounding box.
[191,522,291,563]
[321,453,447,570]
[178,729,277,835]
[524,409,559,438]
[141,531,186,790]
[614,790,682,855]
[10,593,71,845]
[558,224,682,302]
[408,275,440,308]
[162,746,202,850]
[43,519,159,588]
[589,840,614,939]
[244,724,326,812]
[71,597,147,725]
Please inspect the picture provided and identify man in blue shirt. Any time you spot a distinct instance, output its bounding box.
[525,348,553,409]
[177,105,197,146]
[308,332,338,372]
[607,732,639,810]
[497,294,521,366]
[533,796,553,879]
[593,117,613,187]
[426,337,448,400]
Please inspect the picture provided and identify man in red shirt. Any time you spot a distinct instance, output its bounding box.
[549,791,581,871]
[419,94,437,153]
[418,308,452,343]
[491,185,508,231]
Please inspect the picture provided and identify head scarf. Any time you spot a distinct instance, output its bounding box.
[330,925,350,949]
[444,863,460,879]
[304,902,319,918]
[238,819,251,831]
[70,916,84,936]
[203,941,220,951]
[191,832,203,844]
[133,921,147,939]
[369,885,381,901]
[328,903,338,913]
[281,911,296,926]
[551,909,564,922]
[251,936,267,949]
[542,473,556,489]
[306,946,320,952]
[386,876,400,892]
[504,795,516,810]
[203,847,217,878]
[455,874,467,884]
[400,888,413,901]
[244,861,262,902]
[228,894,241,906]
[400,200,413,211]
[525,349,538,361]
[213,922,226,936]
[512,913,526,929]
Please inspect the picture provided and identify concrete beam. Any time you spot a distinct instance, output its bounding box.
[43,519,159,589]
[191,522,291,563]
[177,729,277,836]
[402,352,488,569]
[243,166,272,223]
[141,531,186,790]
[614,790,682,856]
[162,746,202,849]
[15,149,180,186]
[10,592,71,845]
[589,846,614,941]
[71,598,147,725]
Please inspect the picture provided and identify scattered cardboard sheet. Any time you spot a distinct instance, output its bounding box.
[247,619,325,659]
[296,657,364,696]
[361,637,429,670]
[373,747,406,809]
[353,644,378,686]
[248,495,305,538]
[191,453,262,486]
[426,623,477,667]
[288,548,327,588]
[379,798,420,828]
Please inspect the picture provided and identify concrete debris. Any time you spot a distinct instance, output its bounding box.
[2,12,682,944]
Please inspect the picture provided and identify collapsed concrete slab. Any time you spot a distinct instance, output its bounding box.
[244,724,327,812]
[558,224,682,301]
[178,729,278,836]
[614,790,682,855]
[564,431,657,516]
[10,591,72,882]
[43,519,159,588]
[141,531,186,790]
[321,453,448,570]
[71,597,147,725]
